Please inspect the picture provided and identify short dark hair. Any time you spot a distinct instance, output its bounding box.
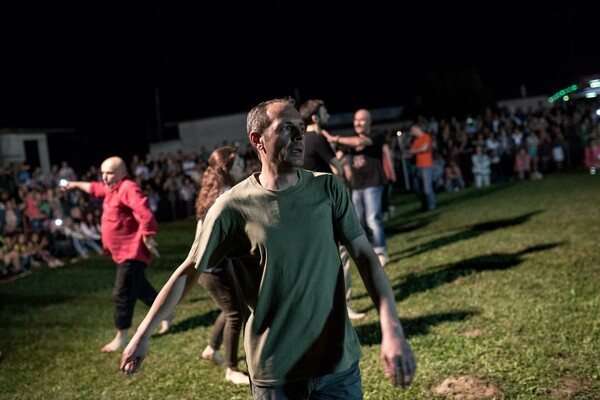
[299,99,325,125]
[247,97,296,135]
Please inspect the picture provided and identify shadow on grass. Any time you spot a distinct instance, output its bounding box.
[0,262,115,310]
[390,181,515,220]
[385,212,439,235]
[391,242,563,302]
[435,181,515,209]
[393,210,543,260]
[354,310,478,344]
[351,242,562,313]
[159,309,221,335]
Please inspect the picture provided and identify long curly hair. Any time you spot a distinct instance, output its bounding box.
[195,146,238,221]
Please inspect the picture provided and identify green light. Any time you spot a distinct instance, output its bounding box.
[548,83,580,103]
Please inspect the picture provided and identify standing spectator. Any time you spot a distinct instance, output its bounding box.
[514,146,532,180]
[57,160,77,182]
[584,137,600,174]
[62,156,171,352]
[471,145,492,188]
[0,166,16,197]
[345,108,391,267]
[408,122,436,211]
[178,176,197,219]
[120,98,417,396]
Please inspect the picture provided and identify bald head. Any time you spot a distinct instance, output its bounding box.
[101,156,127,188]
[353,109,372,135]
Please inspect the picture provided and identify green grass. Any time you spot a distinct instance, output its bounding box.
[1,171,599,399]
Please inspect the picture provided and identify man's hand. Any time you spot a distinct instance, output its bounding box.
[143,235,160,258]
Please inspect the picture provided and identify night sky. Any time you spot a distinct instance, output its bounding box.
[1,3,599,169]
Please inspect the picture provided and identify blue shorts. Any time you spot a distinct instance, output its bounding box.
[250,361,363,400]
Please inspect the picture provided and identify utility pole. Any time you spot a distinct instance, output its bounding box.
[154,86,163,142]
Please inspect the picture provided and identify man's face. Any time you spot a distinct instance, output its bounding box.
[229,155,246,182]
[261,103,305,169]
[101,161,125,189]
[353,110,371,135]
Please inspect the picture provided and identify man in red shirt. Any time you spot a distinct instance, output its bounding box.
[408,123,437,211]
[63,156,171,352]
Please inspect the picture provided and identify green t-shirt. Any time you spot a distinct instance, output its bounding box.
[188,168,365,385]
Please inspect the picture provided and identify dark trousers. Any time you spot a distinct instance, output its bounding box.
[199,269,247,369]
[113,259,158,330]
[250,361,363,400]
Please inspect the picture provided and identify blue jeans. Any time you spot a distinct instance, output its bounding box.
[413,166,436,211]
[250,361,363,400]
[351,185,386,254]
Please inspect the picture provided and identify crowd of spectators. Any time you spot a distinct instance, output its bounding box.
[1,98,597,284]
[388,99,599,193]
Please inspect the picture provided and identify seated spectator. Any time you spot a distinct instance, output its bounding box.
[11,232,35,270]
[444,160,465,192]
[30,231,65,268]
[0,235,29,282]
[23,189,48,232]
[47,219,80,263]
[62,215,103,259]
[79,210,102,245]
[0,198,24,236]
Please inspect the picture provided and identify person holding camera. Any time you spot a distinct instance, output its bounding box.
[62,156,171,352]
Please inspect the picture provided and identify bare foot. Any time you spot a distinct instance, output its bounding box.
[226,368,250,385]
[101,337,126,353]
[101,330,127,353]
[202,345,224,365]
[157,312,174,335]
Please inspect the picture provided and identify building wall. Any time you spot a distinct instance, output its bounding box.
[0,133,51,177]
[150,113,248,157]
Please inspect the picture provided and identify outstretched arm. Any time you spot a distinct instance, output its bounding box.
[345,234,417,388]
[120,258,201,376]
[62,181,91,193]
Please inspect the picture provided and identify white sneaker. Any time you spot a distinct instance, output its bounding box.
[201,345,224,365]
[226,368,250,385]
[347,307,366,320]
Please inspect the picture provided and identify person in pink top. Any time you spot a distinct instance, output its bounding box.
[62,156,171,352]
[584,137,600,174]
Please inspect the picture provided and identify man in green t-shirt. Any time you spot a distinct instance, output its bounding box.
[120,97,416,398]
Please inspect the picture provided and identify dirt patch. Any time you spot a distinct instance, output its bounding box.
[549,376,590,399]
[431,375,502,399]
[459,328,483,338]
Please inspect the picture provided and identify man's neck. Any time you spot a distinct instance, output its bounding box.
[257,166,299,191]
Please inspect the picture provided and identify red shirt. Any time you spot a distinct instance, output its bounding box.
[89,179,157,265]
[412,134,433,168]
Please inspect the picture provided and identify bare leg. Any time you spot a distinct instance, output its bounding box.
[101,329,128,353]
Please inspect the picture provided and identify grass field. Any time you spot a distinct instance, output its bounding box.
[1,171,599,399]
